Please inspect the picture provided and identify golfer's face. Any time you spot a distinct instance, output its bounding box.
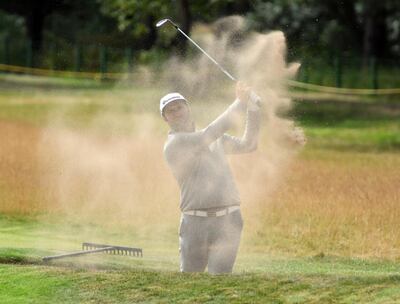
[164,100,190,124]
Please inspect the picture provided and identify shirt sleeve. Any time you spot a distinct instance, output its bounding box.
[220,104,261,154]
[166,99,247,153]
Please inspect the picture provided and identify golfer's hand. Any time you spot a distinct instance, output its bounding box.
[236,81,251,104]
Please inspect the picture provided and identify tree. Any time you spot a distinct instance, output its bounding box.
[98,0,171,51]
[0,0,69,52]
[247,0,400,60]
[361,0,389,62]
[97,0,254,55]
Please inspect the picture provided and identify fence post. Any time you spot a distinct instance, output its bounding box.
[26,39,33,67]
[74,45,82,72]
[125,47,133,72]
[100,46,107,78]
[49,43,55,70]
[301,61,309,87]
[370,57,378,90]
[3,35,10,65]
[334,55,342,88]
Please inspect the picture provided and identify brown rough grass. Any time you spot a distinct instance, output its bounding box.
[234,150,400,259]
[0,120,44,213]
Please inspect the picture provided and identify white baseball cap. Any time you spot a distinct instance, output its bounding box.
[160,92,187,116]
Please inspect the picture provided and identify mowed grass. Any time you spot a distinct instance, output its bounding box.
[1,74,400,303]
[1,214,400,303]
[1,263,400,303]
[293,99,400,151]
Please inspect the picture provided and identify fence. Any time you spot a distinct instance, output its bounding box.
[0,36,135,75]
[298,56,400,90]
[1,36,400,91]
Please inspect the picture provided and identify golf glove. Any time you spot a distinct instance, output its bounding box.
[248,91,261,111]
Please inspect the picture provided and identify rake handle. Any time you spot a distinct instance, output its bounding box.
[43,247,114,262]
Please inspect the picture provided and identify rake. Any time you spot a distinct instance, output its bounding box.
[43,242,143,262]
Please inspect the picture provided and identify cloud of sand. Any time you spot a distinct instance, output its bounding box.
[39,16,304,237]
[162,16,304,226]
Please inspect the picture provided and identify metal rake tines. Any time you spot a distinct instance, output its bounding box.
[82,242,143,257]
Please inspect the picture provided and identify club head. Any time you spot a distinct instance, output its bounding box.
[156,19,170,28]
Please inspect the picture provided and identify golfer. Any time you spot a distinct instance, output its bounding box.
[161,81,261,274]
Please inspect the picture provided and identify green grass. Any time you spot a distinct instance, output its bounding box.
[291,100,400,151]
[1,214,400,303]
[1,264,400,303]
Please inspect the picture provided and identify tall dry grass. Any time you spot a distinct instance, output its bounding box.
[0,121,45,213]
[234,150,400,259]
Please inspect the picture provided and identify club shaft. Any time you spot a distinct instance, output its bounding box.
[176,28,236,81]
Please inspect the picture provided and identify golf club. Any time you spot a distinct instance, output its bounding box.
[156,18,236,82]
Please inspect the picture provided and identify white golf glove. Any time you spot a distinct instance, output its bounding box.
[248,91,261,111]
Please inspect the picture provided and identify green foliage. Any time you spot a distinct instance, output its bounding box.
[98,0,169,34]
[0,10,26,40]
[2,0,399,75]
[98,0,170,51]
[247,0,400,59]
[0,11,27,65]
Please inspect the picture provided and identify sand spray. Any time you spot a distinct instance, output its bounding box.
[38,16,304,251]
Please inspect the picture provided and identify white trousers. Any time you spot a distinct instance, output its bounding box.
[179,209,243,274]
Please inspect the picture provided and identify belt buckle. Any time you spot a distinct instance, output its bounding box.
[206,210,217,217]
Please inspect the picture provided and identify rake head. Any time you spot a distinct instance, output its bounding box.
[43,242,143,262]
[82,242,143,257]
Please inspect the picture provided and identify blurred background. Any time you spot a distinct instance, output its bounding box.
[0,0,399,88]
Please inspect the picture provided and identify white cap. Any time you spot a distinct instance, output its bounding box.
[160,92,187,116]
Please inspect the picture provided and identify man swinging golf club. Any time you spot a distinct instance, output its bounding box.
[157,18,306,273]
[161,81,261,274]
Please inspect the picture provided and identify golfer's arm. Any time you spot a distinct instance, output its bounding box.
[171,99,246,149]
[222,105,261,154]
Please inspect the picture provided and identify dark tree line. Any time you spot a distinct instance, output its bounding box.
[248,0,400,62]
[0,0,399,61]
[0,0,69,51]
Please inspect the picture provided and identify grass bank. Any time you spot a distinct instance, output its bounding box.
[1,263,400,303]
[0,211,400,303]
[1,213,400,303]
